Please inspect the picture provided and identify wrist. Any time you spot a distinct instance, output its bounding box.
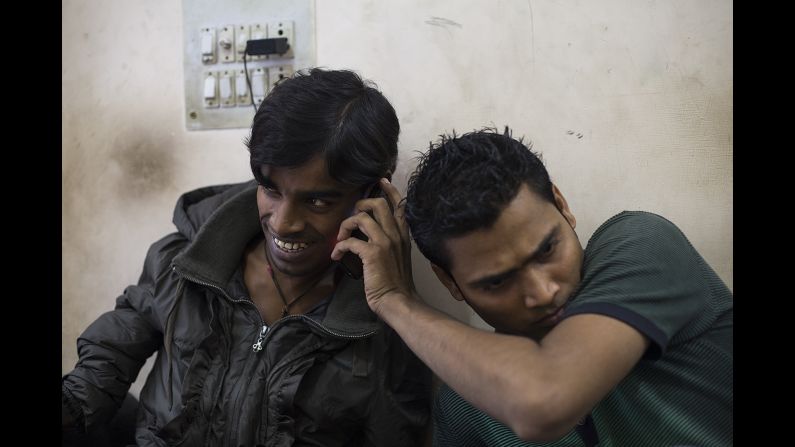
[374,291,417,324]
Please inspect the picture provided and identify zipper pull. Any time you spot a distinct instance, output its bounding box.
[252,325,268,352]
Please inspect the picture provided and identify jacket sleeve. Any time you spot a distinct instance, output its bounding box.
[362,326,433,447]
[62,232,187,432]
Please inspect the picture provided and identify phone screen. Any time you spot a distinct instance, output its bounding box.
[338,183,386,279]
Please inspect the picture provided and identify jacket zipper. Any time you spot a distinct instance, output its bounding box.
[172,264,378,446]
[173,265,377,349]
[253,313,378,354]
[173,265,274,362]
[172,264,271,447]
[252,325,268,352]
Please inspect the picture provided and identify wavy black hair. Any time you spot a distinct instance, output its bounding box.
[404,127,555,271]
[246,68,398,186]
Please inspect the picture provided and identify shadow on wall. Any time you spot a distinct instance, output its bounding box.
[108,127,177,200]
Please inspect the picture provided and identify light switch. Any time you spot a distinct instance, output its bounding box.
[203,75,216,99]
[252,68,267,106]
[219,71,234,107]
[236,25,250,62]
[249,24,267,61]
[203,72,218,108]
[236,69,251,106]
[200,28,216,64]
[218,25,235,63]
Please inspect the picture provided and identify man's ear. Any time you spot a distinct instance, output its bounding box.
[551,183,577,230]
[431,264,465,301]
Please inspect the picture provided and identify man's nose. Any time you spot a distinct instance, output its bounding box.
[269,202,304,235]
[520,268,560,309]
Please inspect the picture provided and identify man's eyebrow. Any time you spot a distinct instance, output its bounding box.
[259,176,277,189]
[467,224,561,289]
[300,189,345,199]
[468,268,518,289]
[259,176,345,199]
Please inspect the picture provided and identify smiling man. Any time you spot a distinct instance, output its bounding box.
[332,128,732,446]
[62,68,431,446]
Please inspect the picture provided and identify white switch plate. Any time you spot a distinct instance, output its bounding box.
[200,28,215,64]
[203,72,218,108]
[248,23,268,62]
[236,69,252,107]
[269,65,294,89]
[219,70,235,107]
[218,25,235,63]
[235,24,250,62]
[251,67,268,106]
[267,20,294,59]
[183,0,316,130]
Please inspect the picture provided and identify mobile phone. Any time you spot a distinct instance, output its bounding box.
[338,183,387,279]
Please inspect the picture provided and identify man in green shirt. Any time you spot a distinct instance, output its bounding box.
[331,128,732,446]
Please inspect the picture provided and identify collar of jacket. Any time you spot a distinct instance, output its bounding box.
[171,182,380,337]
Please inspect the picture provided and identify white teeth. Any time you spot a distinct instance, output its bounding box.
[273,237,309,252]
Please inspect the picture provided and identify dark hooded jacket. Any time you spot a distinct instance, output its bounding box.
[62,181,431,446]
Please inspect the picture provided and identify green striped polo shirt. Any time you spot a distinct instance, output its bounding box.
[433,211,733,447]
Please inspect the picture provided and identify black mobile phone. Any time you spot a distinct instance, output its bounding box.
[338,183,387,279]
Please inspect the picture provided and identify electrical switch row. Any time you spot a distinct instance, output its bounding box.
[202,66,294,108]
[200,21,294,64]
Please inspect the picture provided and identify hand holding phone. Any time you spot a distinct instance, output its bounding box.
[331,178,415,316]
[338,183,388,279]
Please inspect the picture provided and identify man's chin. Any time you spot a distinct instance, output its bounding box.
[271,257,332,279]
[496,325,550,341]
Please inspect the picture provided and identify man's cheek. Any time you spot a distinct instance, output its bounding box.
[324,235,337,254]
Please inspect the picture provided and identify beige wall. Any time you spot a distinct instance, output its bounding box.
[63,0,732,395]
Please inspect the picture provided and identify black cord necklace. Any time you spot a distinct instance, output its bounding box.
[263,242,330,318]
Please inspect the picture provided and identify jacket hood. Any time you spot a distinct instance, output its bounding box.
[171,180,261,290]
[172,181,257,241]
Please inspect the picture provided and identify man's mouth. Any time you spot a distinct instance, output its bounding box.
[535,304,566,325]
[273,236,310,253]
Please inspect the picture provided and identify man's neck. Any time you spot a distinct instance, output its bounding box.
[243,237,335,324]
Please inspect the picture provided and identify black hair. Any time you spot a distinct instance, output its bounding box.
[245,68,398,187]
[404,127,555,271]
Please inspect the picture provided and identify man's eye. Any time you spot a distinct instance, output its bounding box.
[308,198,330,208]
[261,185,280,196]
[539,239,557,258]
[483,278,507,291]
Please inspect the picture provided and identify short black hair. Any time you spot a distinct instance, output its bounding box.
[246,68,399,186]
[405,127,555,271]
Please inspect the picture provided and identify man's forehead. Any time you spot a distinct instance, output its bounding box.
[445,208,559,278]
[260,156,323,178]
[259,162,358,193]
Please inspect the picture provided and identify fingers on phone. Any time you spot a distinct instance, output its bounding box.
[357,199,401,242]
[380,178,402,211]
[394,198,410,237]
[331,236,367,261]
[337,212,369,241]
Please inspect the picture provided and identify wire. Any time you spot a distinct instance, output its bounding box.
[242,51,257,114]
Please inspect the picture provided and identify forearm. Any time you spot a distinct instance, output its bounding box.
[375,293,559,439]
[63,307,160,429]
